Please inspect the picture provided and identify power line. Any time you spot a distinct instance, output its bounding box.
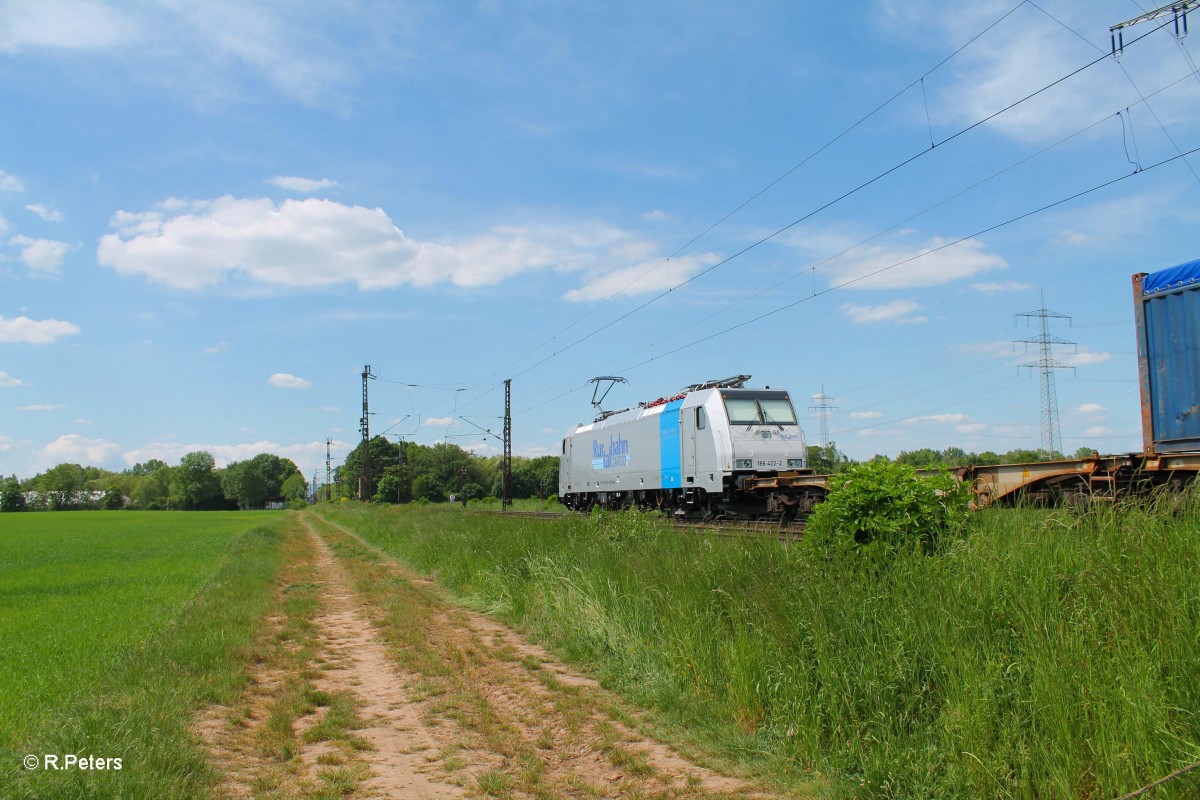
[809,387,837,448]
[1029,0,1200,185]
[500,15,1178,390]
[378,14,1191,441]
[513,141,1200,420]
[493,0,1033,379]
[1015,292,1076,455]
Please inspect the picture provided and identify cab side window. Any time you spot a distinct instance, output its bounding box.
[696,407,707,430]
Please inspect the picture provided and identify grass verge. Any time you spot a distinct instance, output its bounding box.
[314,499,1200,799]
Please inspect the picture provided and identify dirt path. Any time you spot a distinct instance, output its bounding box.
[200,516,766,799]
[305,527,465,798]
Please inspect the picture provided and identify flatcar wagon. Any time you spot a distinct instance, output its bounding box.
[558,375,826,520]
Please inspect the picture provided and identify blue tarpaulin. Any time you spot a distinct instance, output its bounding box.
[1143,258,1200,295]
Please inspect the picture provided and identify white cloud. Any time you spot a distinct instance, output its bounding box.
[17,403,64,411]
[972,280,1032,294]
[642,209,669,221]
[824,237,1006,290]
[1076,402,1106,415]
[0,315,81,344]
[10,235,72,274]
[202,341,228,354]
[98,196,570,291]
[99,195,703,299]
[74,418,92,424]
[0,371,23,387]
[564,251,721,302]
[0,0,132,53]
[849,410,883,420]
[122,439,347,477]
[1064,351,1112,367]
[0,3,353,105]
[424,417,456,427]
[25,203,63,222]
[904,413,970,425]
[840,299,927,324]
[41,433,120,465]
[268,372,312,389]
[956,423,988,434]
[0,170,22,191]
[270,176,338,193]
[879,2,1174,145]
[0,435,13,452]
[1049,191,1197,250]
[1083,426,1114,437]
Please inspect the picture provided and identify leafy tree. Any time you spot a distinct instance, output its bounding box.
[132,467,172,510]
[1001,448,1054,464]
[338,436,401,499]
[1,477,26,512]
[127,459,169,476]
[281,472,308,501]
[896,448,944,469]
[1073,446,1099,459]
[169,451,223,510]
[374,474,401,503]
[807,442,851,474]
[222,453,301,509]
[411,474,446,502]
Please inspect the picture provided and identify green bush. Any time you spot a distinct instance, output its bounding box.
[804,459,969,552]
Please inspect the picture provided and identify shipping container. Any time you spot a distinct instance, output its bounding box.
[1133,260,1200,455]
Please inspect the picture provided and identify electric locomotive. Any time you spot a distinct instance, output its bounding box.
[558,375,825,520]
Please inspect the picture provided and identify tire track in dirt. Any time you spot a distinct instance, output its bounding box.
[309,514,767,799]
[305,522,468,798]
[198,520,471,799]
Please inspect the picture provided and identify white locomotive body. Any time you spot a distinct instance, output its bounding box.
[558,377,823,520]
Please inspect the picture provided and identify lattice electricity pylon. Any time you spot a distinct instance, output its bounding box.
[1015,295,1075,458]
[809,386,837,448]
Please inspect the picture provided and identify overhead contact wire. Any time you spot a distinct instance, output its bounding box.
[493,0,1032,377]
[505,15,1177,390]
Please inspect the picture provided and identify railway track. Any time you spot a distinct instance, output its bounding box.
[476,509,804,540]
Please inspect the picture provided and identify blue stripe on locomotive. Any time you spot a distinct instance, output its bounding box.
[659,398,684,488]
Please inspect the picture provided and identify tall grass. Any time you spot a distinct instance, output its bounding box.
[0,512,286,799]
[319,500,1200,799]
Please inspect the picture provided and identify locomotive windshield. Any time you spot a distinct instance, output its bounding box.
[721,391,798,425]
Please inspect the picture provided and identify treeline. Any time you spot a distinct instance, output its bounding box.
[332,436,559,503]
[3,438,1094,512]
[806,443,1096,474]
[1,452,307,511]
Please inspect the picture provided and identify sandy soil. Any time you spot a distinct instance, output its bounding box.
[199,518,763,799]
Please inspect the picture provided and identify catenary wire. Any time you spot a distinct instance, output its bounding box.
[508,67,1196,415]
[492,0,1033,378]
[513,143,1200,421]
[497,15,1179,392]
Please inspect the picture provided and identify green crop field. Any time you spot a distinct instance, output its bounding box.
[0,511,286,799]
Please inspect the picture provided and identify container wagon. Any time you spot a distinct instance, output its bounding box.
[958,260,1200,505]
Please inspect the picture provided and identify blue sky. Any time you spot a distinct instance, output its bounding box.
[3,0,1199,482]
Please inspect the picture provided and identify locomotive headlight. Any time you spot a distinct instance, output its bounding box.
[734,458,753,469]
[787,458,804,468]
